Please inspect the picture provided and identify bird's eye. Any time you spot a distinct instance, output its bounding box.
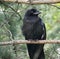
[31,9,36,13]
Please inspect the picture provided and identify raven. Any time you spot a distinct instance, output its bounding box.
[22,8,46,59]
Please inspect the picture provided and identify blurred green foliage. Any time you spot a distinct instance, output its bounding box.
[0,2,60,59]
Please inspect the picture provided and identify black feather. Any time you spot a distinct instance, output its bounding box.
[22,8,46,59]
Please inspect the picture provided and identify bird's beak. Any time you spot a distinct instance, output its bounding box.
[34,11,41,15]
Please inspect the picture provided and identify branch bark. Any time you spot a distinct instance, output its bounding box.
[0,0,60,4]
[0,40,60,46]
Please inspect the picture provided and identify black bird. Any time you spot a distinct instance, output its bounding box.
[22,8,46,59]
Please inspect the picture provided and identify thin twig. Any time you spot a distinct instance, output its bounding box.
[48,4,60,9]
[0,1,22,20]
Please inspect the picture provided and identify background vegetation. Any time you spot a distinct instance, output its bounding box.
[0,2,60,59]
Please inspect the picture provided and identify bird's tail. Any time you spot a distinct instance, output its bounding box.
[38,49,45,59]
[27,44,45,59]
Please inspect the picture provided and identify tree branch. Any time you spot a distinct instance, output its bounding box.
[0,40,60,46]
[0,0,60,4]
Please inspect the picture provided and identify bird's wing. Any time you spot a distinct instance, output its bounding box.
[41,23,46,40]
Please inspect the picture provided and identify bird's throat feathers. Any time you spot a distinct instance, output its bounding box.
[24,16,41,24]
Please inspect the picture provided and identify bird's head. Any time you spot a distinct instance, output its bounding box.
[25,8,41,16]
